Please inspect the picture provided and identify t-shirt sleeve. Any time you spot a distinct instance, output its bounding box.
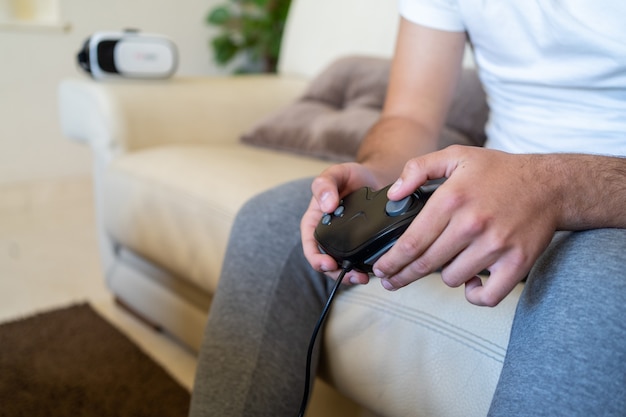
[397,0,465,32]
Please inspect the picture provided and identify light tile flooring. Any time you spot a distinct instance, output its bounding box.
[0,175,197,391]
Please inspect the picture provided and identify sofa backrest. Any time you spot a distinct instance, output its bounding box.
[278,0,400,79]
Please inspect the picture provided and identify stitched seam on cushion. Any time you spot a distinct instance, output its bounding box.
[336,292,508,363]
[343,290,507,353]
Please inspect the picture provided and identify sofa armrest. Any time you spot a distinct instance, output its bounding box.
[58,75,308,158]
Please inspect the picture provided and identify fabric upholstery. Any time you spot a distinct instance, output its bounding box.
[102,143,331,293]
[242,56,488,161]
[242,56,389,161]
[325,275,521,417]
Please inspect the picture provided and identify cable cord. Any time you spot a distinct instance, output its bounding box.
[297,261,352,417]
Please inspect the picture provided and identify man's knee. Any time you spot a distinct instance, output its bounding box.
[494,229,626,417]
[525,228,626,310]
[233,178,314,238]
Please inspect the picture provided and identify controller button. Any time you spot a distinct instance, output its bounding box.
[321,214,332,225]
[385,195,413,217]
[333,206,345,217]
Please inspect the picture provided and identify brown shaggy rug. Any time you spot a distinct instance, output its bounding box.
[0,303,190,417]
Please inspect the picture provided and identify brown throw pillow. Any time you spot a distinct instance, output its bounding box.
[241,55,488,161]
[241,55,390,161]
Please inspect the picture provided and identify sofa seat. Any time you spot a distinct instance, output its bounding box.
[102,142,331,294]
[324,275,522,417]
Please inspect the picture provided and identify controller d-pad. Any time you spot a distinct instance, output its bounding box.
[385,195,414,217]
[321,204,346,226]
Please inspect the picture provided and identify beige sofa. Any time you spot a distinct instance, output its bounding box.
[59,0,524,416]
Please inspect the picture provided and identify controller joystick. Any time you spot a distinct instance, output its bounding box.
[314,183,440,273]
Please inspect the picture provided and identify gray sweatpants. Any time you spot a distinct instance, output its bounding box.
[189,178,626,417]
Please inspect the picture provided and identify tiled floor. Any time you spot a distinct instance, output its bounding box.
[0,175,197,391]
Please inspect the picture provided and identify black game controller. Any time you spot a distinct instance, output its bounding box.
[314,183,440,273]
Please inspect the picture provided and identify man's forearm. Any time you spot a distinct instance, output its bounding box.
[539,153,626,230]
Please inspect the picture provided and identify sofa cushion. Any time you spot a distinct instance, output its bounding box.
[242,55,388,161]
[102,143,331,293]
[241,55,488,161]
[324,275,522,417]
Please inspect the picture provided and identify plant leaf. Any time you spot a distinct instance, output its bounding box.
[211,35,240,64]
[207,6,232,25]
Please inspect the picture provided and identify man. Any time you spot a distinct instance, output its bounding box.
[190,2,626,416]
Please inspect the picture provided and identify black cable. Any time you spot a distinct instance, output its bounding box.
[297,260,352,417]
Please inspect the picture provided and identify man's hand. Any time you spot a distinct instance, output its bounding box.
[373,145,560,306]
[301,162,383,285]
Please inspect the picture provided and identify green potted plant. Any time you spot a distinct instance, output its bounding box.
[207,0,292,73]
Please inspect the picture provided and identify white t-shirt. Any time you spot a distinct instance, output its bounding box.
[398,0,626,156]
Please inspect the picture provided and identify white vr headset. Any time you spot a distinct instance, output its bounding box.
[77,30,178,80]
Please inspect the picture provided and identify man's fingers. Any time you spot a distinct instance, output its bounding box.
[311,163,371,213]
[387,147,461,201]
[311,175,341,214]
[300,198,337,272]
[373,182,457,282]
[464,258,527,307]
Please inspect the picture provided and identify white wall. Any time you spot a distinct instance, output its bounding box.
[0,0,222,186]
